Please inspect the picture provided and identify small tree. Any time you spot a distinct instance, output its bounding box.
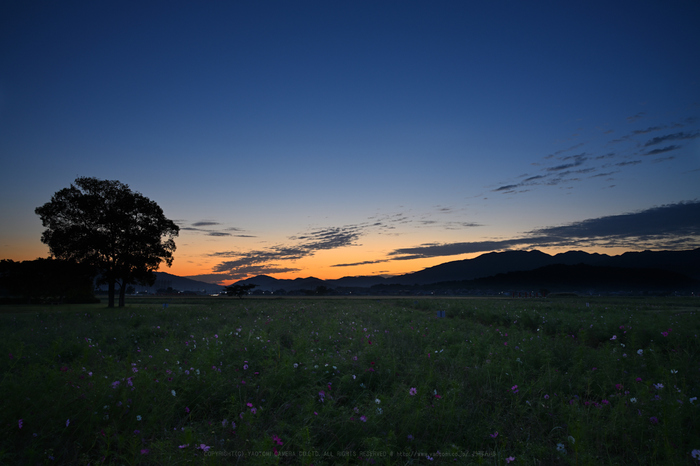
[223,283,257,298]
[35,177,179,307]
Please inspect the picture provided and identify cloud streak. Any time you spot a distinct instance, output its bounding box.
[643,131,699,147]
[491,112,699,196]
[205,209,484,279]
[180,221,253,238]
[387,201,700,260]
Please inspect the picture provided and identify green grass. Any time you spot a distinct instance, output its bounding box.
[1,296,699,465]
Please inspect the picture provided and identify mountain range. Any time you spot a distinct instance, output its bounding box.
[166,248,700,293]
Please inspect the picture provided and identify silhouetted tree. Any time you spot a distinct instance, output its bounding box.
[223,283,257,298]
[35,177,179,307]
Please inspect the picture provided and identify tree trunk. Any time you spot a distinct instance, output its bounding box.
[108,279,115,308]
[118,281,126,307]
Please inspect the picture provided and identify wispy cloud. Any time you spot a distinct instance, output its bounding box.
[627,112,645,123]
[206,209,484,278]
[632,125,667,135]
[331,259,391,268]
[180,220,253,238]
[644,131,700,147]
[644,145,682,156]
[208,225,365,279]
[387,201,700,260]
[491,112,699,196]
[191,221,220,227]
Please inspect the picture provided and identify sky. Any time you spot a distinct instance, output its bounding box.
[1,0,699,285]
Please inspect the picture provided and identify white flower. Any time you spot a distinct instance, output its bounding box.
[690,397,697,404]
[568,436,575,444]
[171,390,176,396]
[671,369,678,374]
[654,383,664,390]
[693,449,700,460]
[136,415,142,421]
[377,407,383,414]
[637,349,643,355]
[630,398,637,403]
[556,443,566,453]
[375,398,381,404]
[293,363,298,368]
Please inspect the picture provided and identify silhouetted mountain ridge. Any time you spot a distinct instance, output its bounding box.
[231,248,700,292]
[469,263,698,291]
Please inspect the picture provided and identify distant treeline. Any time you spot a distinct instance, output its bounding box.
[0,258,98,304]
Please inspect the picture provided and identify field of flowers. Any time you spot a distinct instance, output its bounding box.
[1,296,699,465]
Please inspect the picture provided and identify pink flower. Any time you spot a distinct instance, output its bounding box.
[198,444,210,451]
[141,449,149,455]
[506,456,515,463]
[490,431,498,438]
[185,407,190,413]
[179,444,189,449]
[18,419,23,429]
[511,385,519,393]
[409,387,417,396]
[360,415,367,422]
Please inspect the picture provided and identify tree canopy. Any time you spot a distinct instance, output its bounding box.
[35,177,179,307]
[223,283,257,298]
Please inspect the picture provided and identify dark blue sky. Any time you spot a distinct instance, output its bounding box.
[1,1,699,282]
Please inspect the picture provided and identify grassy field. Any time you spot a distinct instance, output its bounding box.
[1,296,699,465]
